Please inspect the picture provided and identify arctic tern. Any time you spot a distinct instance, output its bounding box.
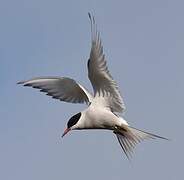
[18,13,168,159]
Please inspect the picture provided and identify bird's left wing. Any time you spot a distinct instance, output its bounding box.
[87,13,125,113]
[18,77,93,104]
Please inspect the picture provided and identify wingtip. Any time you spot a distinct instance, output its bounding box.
[88,12,95,23]
[17,81,24,85]
[88,12,91,19]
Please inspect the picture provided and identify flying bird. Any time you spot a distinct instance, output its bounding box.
[18,13,168,159]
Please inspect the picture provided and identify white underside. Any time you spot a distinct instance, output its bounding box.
[72,104,128,130]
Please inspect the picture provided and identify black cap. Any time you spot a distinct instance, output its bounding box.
[67,112,81,128]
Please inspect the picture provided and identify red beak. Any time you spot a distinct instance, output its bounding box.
[62,128,71,138]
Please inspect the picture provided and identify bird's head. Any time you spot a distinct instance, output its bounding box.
[62,112,81,137]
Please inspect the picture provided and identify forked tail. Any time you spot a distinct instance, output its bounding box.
[113,125,169,160]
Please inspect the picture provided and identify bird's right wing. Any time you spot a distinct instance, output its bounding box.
[18,77,93,104]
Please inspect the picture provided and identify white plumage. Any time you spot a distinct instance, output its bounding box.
[18,13,168,159]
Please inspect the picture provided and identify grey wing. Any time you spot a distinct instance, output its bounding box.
[18,77,93,104]
[87,13,125,113]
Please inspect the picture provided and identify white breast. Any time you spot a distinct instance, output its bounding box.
[75,105,123,130]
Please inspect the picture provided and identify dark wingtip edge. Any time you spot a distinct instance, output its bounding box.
[17,81,24,85]
[88,12,91,20]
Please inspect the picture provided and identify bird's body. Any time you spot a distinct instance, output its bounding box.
[18,13,167,159]
[74,104,127,130]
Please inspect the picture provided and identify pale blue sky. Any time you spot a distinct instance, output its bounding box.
[1,0,183,179]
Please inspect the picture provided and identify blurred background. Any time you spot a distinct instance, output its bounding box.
[0,0,183,179]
